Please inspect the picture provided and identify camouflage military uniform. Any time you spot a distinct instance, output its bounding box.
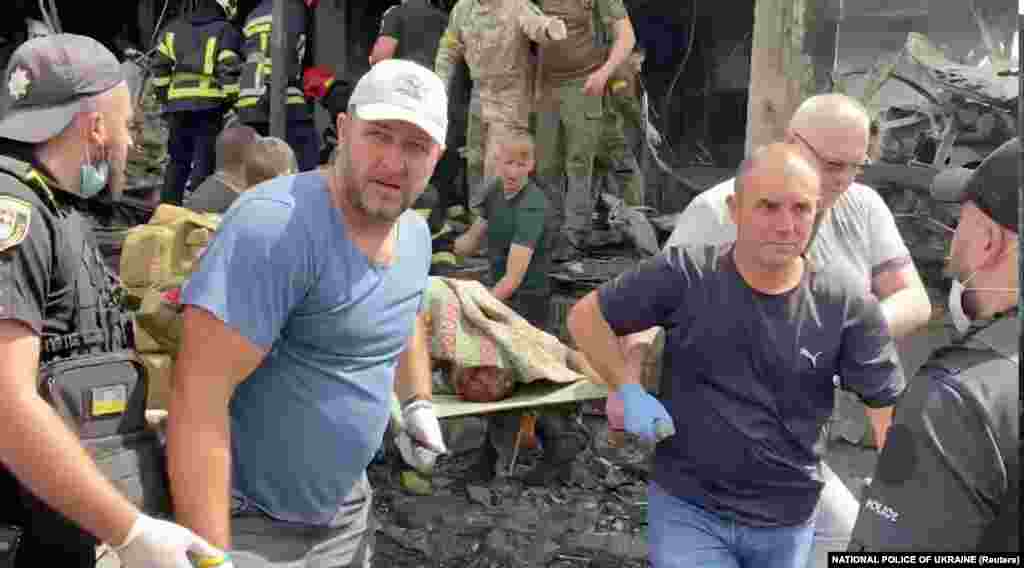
[435,0,559,211]
[535,0,628,251]
[594,50,644,207]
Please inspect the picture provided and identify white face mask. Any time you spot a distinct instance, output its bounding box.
[947,270,1018,334]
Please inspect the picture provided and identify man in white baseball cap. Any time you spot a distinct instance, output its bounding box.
[167,59,448,567]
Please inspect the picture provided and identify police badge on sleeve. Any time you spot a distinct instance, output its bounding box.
[0,197,32,253]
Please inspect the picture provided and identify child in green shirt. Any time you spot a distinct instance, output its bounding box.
[454,133,555,329]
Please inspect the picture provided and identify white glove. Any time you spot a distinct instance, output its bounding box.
[396,399,447,474]
[547,18,567,41]
[115,513,230,568]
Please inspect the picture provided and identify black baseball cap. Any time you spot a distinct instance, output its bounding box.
[0,34,124,143]
[932,137,1020,233]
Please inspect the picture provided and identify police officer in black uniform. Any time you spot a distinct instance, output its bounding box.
[151,0,243,206]
[849,137,1020,553]
[0,34,226,568]
[235,0,319,172]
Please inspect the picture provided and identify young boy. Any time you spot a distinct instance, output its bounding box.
[453,134,587,485]
[243,136,298,188]
[454,133,555,329]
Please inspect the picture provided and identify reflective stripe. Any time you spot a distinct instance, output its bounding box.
[168,87,227,98]
[239,87,264,98]
[218,49,239,62]
[256,33,269,86]
[159,32,176,61]
[203,37,217,75]
[235,94,307,107]
[238,85,303,97]
[167,36,226,101]
[244,15,272,38]
[151,76,171,86]
[244,23,272,37]
[170,72,209,82]
[245,15,272,28]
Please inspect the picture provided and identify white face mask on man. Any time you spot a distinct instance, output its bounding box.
[947,270,1018,334]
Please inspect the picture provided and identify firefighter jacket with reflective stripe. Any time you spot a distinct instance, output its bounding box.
[151,13,243,114]
[235,0,314,124]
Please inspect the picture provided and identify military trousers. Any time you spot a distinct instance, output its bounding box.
[595,91,644,207]
[535,77,604,246]
[465,83,531,215]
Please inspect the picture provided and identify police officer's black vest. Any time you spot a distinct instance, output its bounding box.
[0,155,134,363]
[0,155,170,516]
[928,320,1020,552]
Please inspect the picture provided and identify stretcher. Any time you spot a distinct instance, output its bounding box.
[433,379,609,419]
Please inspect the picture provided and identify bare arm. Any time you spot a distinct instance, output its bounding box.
[394,312,432,405]
[567,292,634,391]
[866,262,929,448]
[491,244,534,301]
[167,307,267,550]
[0,321,138,546]
[583,16,636,96]
[873,262,932,339]
[603,17,637,77]
[453,218,488,257]
[369,36,398,65]
[866,406,894,450]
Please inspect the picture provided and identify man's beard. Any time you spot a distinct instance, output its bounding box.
[338,147,416,223]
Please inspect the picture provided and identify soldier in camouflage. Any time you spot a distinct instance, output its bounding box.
[594,47,645,208]
[434,0,567,213]
[534,0,636,261]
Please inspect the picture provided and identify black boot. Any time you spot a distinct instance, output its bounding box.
[522,412,590,486]
[467,413,517,483]
[467,440,499,483]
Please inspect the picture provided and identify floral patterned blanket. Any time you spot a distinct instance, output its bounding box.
[423,277,582,384]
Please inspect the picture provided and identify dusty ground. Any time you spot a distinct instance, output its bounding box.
[368,422,879,568]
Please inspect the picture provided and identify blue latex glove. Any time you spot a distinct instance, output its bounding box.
[618,383,676,443]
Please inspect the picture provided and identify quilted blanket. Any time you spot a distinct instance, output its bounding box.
[423,277,582,385]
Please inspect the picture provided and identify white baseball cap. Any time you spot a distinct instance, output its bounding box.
[348,59,447,146]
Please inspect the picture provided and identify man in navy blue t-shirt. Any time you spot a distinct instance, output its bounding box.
[568,143,905,568]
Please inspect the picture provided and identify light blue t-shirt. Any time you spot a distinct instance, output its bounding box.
[182,171,432,525]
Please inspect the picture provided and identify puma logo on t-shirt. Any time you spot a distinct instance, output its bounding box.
[800,348,823,368]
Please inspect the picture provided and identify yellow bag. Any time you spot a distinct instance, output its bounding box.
[120,205,221,299]
[121,205,222,361]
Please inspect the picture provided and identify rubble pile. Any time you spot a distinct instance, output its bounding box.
[369,414,652,568]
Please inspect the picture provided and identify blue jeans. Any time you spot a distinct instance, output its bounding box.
[648,482,815,568]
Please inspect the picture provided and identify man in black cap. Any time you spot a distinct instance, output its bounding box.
[849,137,1020,552]
[0,34,227,568]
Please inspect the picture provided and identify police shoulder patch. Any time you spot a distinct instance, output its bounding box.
[0,196,32,253]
